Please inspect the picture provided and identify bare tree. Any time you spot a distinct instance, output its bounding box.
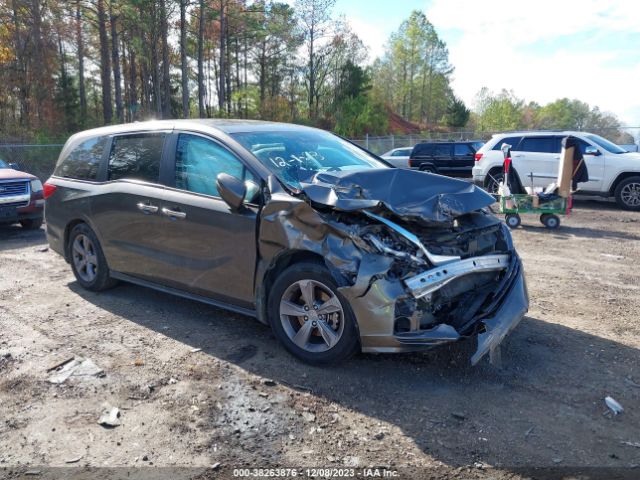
[197,0,206,117]
[76,1,87,123]
[295,0,335,119]
[97,0,113,123]
[180,0,189,118]
[110,1,124,123]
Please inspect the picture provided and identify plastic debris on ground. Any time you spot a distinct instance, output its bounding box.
[97,407,121,427]
[604,396,624,415]
[47,356,104,384]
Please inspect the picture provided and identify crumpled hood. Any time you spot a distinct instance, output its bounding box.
[300,168,496,225]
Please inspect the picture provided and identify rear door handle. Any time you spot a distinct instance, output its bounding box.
[161,207,187,220]
[513,154,524,158]
[137,202,158,214]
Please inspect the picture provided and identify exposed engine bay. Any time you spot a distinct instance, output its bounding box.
[256,168,529,365]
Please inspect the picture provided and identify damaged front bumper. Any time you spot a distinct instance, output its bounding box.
[355,253,528,365]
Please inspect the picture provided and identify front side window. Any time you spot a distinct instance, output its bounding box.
[231,130,386,189]
[585,134,626,154]
[520,137,560,154]
[54,136,107,180]
[108,133,165,183]
[175,134,258,200]
[412,144,435,156]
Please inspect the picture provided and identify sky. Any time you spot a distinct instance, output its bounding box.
[331,0,640,127]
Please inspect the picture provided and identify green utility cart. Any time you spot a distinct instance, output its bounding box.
[499,194,572,229]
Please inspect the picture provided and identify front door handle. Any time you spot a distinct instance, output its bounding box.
[137,202,158,214]
[161,207,187,220]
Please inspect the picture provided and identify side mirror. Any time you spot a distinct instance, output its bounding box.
[584,146,600,156]
[216,173,246,211]
[8,162,19,170]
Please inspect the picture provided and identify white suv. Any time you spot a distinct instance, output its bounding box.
[472,131,640,210]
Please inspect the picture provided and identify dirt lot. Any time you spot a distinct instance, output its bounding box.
[1,199,639,479]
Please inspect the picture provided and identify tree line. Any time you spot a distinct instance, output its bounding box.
[0,2,631,143]
[0,0,393,140]
[471,89,633,144]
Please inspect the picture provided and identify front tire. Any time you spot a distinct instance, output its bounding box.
[68,223,117,291]
[267,261,359,365]
[614,176,640,211]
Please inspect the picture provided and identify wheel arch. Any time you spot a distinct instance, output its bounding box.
[256,249,328,324]
[418,162,438,173]
[63,217,105,263]
[63,219,87,262]
[484,166,505,189]
[608,172,640,196]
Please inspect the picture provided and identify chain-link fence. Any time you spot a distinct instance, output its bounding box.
[0,144,63,180]
[2,127,638,180]
[351,132,486,155]
[352,128,640,156]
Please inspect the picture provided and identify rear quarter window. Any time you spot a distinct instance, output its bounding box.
[54,136,107,180]
[454,144,473,156]
[411,144,434,157]
[492,136,523,151]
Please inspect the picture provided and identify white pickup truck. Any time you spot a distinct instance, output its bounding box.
[472,131,640,210]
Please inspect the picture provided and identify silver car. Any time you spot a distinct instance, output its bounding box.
[381,147,412,168]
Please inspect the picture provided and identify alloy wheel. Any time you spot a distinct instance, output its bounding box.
[279,279,345,353]
[620,182,640,207]
[72,234,98,283]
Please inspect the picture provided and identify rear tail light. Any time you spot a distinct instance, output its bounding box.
[474,153,483,162]
[43,182,57,199]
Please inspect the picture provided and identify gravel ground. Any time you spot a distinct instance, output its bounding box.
[1,198,639,479]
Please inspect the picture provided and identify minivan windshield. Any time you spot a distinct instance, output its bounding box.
[231,130,387,189]
[586,134,627,154]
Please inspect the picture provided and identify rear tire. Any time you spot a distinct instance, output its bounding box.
[614,176,640,211]
[485,171,504,194]
[68,223,117,291]
[420,166,436,174]
[20,218,43,230]
[267,261,360,365]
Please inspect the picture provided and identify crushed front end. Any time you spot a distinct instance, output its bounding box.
[259,168,529,365]
[340,209,528,365]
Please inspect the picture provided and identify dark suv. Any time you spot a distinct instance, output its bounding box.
[409,141,484,177]
[45,120,527,366]
[0,158,44,229]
